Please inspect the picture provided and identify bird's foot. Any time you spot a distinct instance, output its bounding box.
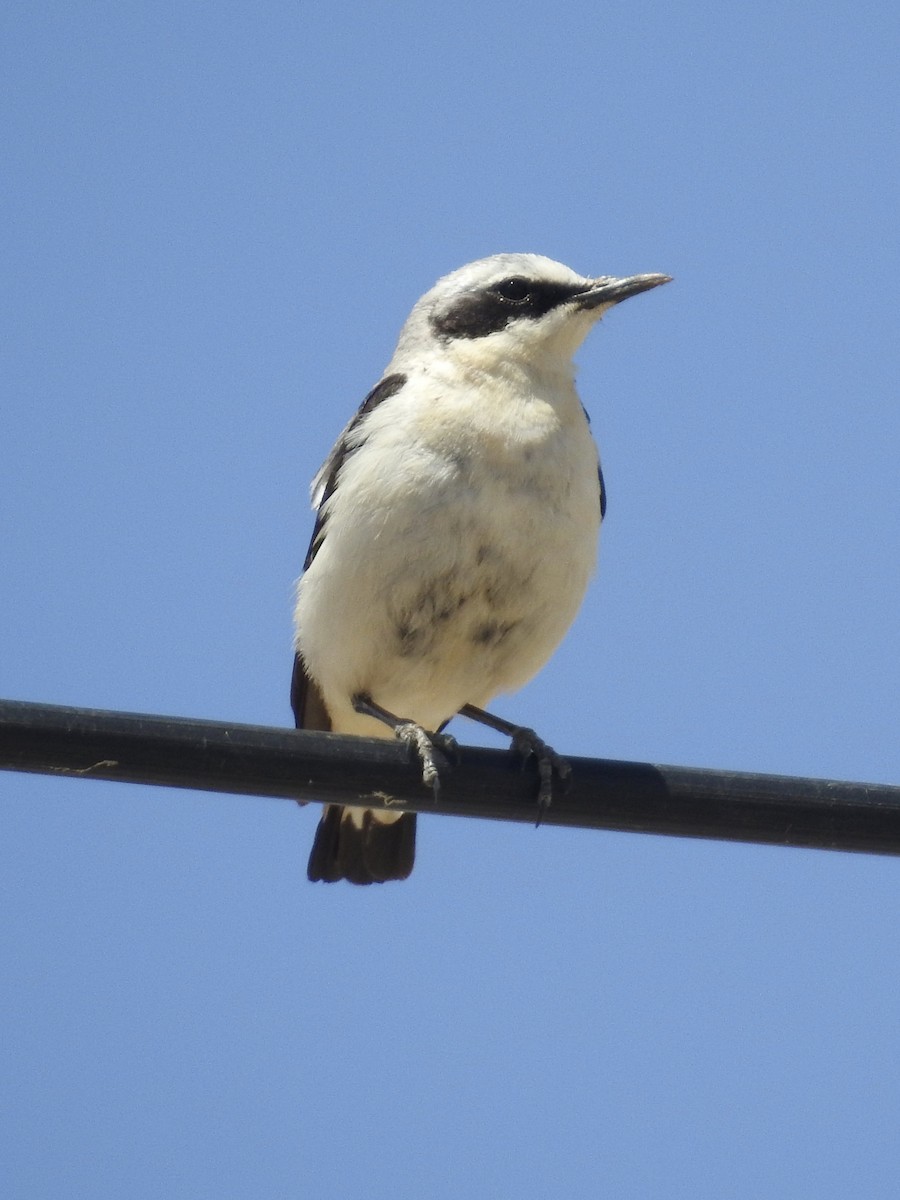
[458,704,571,823]
[393,722,453,798]
[351,693,456,799]
[508,726,571,824]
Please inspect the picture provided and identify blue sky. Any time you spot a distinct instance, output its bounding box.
[3,2,900,1196]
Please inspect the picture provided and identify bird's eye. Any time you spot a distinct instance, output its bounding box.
[493,276,532,303]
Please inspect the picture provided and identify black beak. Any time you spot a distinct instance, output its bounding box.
[576,273,672,311]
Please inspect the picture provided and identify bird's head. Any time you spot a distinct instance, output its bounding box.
[391,253,670,375]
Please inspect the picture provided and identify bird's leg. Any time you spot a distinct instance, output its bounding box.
[352,693,455,798]
[458,703,571,823]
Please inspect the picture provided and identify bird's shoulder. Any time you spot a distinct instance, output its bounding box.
[310,372,408,509]
[302,372,407,571]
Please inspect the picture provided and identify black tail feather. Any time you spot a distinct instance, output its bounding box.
[307,806,417,885]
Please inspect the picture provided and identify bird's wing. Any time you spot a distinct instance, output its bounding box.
[291,372,408,729]
[580,401,607,521]
[290,652,331,731]
[301,372,408,572]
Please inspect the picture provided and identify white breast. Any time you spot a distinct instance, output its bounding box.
[294,363,601,736]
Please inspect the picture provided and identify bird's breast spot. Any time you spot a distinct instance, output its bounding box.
[390,579,471,658]
[471,619,520,648]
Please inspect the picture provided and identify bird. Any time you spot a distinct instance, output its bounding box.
[292,253,670,884]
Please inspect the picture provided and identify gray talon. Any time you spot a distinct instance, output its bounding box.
[509,726,570,823]
[394,721,449,798]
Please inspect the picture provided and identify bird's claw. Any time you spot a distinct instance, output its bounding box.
[509,726,571,824]
[394,722,452,799]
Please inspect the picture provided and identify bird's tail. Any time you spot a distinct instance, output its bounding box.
[307,805,417,884]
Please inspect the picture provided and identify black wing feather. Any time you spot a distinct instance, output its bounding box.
[581,401,606,521]
[302,372,407,571]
